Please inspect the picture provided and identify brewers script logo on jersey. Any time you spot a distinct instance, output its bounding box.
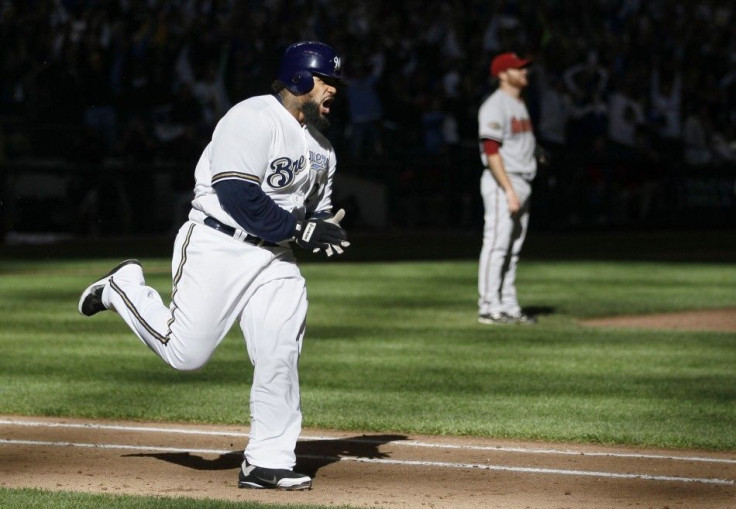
[267,156,306,188]
[309,150,329,174]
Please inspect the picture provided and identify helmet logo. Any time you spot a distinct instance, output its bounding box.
[332,56,341,73]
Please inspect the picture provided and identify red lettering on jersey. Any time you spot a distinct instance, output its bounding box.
[510,117,532,134]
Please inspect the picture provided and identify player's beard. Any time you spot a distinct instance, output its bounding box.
[303,100,330,131]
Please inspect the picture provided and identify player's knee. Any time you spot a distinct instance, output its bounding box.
[170,356,208,371]
[163,335,214,371]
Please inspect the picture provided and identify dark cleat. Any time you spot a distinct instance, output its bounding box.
[238,461,312,491]
[78,259,142,316]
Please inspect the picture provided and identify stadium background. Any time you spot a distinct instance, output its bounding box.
[1,4,735,507]
[1,0,735,249]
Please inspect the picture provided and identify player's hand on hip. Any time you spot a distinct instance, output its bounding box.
[294,211,349,255]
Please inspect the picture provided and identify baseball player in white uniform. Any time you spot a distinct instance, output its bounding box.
[78,41,350,490]
[477,52,537,325]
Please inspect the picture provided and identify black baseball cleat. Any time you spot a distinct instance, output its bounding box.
[238,461,312,490]
[77,259,142,316]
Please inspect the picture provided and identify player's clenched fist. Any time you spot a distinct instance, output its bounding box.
[293,215,348,254]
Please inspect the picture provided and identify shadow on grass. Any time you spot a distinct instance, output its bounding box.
[524,306,556,318]
[122,433,408,478]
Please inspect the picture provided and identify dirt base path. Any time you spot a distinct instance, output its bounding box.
[580,308,736,332]
[1,416,734,508]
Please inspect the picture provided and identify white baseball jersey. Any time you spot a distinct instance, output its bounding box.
[189,94,336,238]
[478,88,537,180]
[96,93,342,472]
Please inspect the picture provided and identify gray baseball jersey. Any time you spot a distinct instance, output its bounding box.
[478,88,537,180]
[477,88,536,319]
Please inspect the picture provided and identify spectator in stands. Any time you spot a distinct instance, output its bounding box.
[630,124,667,224]
[114,112,156,164]
[420,97,446,154]
[481,3,526,55]
[151,82,206,163]
[79,48,118,153]
[190,61,231,127]
[711,118,736,166]
[536,72,573,154]
[607,72,646,157]
[564,50,609,149]
[2,0,736,237]
[564,51,609,107]
[533,68,576,228]
[346,59,384,157]
[649,64,683,153]
[682,103,713,166]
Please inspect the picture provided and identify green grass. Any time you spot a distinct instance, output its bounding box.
[1,258,734,451]
[301,261,736,448]
[1,257,735,508]
[0,487,357,509]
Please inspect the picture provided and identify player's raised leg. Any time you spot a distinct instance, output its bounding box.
[80,223,249,371]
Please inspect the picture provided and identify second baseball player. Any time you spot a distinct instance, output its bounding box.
[477,52,537,325]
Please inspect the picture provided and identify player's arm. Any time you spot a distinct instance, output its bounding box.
[302,150,350,256]
[209,109,295,242]
[209,109,344,248]
[213,180,295,242]
[483,139,521,214]
[213,180,347,252]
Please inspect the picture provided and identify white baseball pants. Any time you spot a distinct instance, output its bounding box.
[102,221,307,470]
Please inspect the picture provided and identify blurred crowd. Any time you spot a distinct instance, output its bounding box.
[1,0,735,231]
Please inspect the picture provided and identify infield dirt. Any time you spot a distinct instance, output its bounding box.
[579,307,736,332]
[1,415,734,509]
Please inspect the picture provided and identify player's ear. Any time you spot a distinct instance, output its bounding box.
[288,70,315,95]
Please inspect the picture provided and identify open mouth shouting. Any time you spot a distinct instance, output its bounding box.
[321,96,334,116]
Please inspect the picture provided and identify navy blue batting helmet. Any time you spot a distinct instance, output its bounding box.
[278,41,343,95]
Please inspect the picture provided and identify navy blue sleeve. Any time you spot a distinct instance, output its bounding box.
[213,180,297,242]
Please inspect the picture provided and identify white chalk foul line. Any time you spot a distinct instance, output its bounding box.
[0,438,225,456]
[1,418,735,465]
[1,438,732,486]
[299,455,736,486]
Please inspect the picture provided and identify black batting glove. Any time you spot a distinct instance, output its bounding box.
[312,209,351,257]
[293,217,347,251]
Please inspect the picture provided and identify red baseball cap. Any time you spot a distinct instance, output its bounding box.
[490,52,532,77]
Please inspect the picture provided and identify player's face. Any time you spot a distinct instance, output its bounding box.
[504,68,529,88]
[312,75,338,115]
[302,75,338,130]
